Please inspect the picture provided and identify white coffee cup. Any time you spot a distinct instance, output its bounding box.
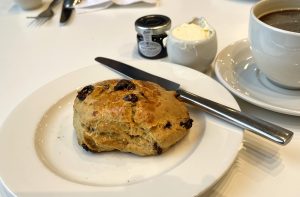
[166,17,217,72]
[15,0,42,10]
[249,0,300,89]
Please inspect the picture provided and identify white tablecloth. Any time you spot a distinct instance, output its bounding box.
[0,0,299,196]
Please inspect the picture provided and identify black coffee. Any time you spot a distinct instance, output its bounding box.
[259,9,300,33]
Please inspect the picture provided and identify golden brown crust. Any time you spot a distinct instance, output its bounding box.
[73,79,193,156]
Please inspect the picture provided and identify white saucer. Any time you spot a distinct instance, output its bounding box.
[214,39,300,116]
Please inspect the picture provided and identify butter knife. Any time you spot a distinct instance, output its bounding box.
[95,57,294,145]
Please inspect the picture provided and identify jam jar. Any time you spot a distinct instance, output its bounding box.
[135,15,171,59]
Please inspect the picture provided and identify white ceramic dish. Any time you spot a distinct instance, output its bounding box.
[167,17,217,73]
[14,0,42,10]
[214,39,300,116]
[0,60,243,197]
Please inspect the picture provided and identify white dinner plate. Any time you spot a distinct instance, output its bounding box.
[0,60,243,197]
[214,39,300,116]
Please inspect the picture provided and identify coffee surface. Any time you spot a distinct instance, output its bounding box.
[259,9,300,33]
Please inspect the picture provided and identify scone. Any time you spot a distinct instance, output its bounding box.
[73,79,193,156]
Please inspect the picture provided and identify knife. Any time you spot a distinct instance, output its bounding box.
[60,0,78,24]
[95,57,294,145]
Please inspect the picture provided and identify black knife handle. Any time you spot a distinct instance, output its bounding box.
[177,88,293,145]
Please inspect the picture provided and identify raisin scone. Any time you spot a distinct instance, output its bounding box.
[73,79,193,156]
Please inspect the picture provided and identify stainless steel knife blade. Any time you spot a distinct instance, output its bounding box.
[95,57,180,91]
[95,56,294,145]
[60,0,76,23]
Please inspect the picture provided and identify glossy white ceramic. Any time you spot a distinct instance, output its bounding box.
[214,39,300,116]
[0,61,243,197]
[14,0,42,10]
[167,17,217,72]
[249,0,300,89]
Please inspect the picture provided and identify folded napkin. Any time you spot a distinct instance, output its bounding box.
[75,0,159,13]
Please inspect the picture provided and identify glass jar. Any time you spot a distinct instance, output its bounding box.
[135,15,171,59]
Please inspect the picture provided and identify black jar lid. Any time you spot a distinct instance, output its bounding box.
[135,15,171,35]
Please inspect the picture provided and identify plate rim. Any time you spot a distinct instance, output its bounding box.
[0,60,243,196]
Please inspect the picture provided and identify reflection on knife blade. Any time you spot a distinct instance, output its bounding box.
[94,56,294,146]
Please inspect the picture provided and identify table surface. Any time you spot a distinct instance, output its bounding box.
[1,0,300,196]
